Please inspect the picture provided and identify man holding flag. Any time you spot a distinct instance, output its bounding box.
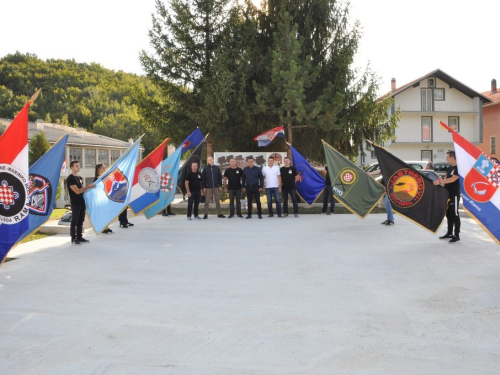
[67,161,94,244]
[433,151,461,242]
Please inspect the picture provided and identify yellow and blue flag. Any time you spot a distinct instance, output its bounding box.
[17,135,69,242]
[290,145,325,205]
[144,147,182,219]
[84,138,141,234]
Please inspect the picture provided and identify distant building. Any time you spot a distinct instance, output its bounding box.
[0,118,144,208]
[358,69,492,166]
[478,79,500,159]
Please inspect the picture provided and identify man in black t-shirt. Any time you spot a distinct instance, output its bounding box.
[185,162,203,220]
[66,161,94,245]
[223,158,243,218]
[434,150,461,243]
[280,157,299,217]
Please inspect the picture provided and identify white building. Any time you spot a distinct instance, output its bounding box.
[358,69,492,166]
[0,118,144,208]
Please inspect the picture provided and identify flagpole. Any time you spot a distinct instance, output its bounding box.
[29,89,42,105]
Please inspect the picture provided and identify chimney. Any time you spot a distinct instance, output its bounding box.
[492,79,497,94]
[391,78,396,92]
[36,119,44,131]
[128,138,134,144]
[76,127,85,138]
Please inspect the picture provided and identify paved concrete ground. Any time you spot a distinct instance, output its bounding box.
[1,212,500,374]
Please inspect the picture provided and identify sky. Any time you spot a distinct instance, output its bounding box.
[1,0,499,96]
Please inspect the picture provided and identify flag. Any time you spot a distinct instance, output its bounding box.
[128,138,169,215]
[0,103,30,265]
[84,138,141,234]
[178,140,204,195]
[17,135,69,243]
[373,144,448,232]
[61,159,67,173]
[440,121,500,244]
[180,128,204,153]
[144,147,182,219]
[254,125,285,147]
[322,140,384,218]
[290,145,325,205]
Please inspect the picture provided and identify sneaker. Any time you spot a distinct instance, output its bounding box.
[72,239,81,245]
[203,215,208,219]
[320,211,326,214]
[246,216,252,219]
[194,216,202,220]
[385,221,394,226]
[258,215,262,219]
[228,215,234,219]
[237,214,244,218]
[268,214,274,217]
[326,211,331,215]
[294,213,298,218]
[449,236,460,243]
[380,220,389,225]
[187,216,192,220]
[283,213,289,217]
[103,228,110,234]
[218,214,226,218]
[439,234,453,240]
[167,211,176,216]
[107,228,113,233]
[126,222,134,227]
[278,215,283,218]
[78,238,90,243]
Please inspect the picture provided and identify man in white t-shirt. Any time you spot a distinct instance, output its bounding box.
[262,156,282,217]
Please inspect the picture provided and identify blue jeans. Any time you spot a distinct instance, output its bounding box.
[266,187,281,215]
[383,193,394,222]
[322,186,334,212]
[282,188,298,214]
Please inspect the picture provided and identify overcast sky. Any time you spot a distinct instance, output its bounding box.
[1,0,498,96]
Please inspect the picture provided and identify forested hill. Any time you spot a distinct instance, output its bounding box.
[0,52,162,153]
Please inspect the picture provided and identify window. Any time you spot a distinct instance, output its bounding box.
[428,78,436,87]
[85,177,94,186]
[110,150,121,164]
[422,117,432,142]
[421,89,433,111]
[98,149,109,165]
[69,147,82,163]
[492,136,497,154]
[85,149,96,168]
[421,150,433,162]
[448,116,459,132]
[434,88,445,101]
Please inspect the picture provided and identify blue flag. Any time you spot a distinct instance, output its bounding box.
[291,145,325,205]
[84,138,141,234]
[17,135,69,242]
[144,147,182,219]
[180,128,204,153]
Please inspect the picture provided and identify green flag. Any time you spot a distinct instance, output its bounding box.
[322,140,384,218]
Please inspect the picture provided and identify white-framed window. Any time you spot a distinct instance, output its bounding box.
[69,147,82,163]
[428,78,436,87]
[85,149,96,168]
[110,150,121,164]
[448,116,459,132]
[422,117,432,142]
[421,150,432,161]
[85,177,94,186]
[434,88,445,101]
[421,89,433,111]
[491,136,497,154]
[98,149,109,165]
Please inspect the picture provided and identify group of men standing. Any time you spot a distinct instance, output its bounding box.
[184,156,302,220]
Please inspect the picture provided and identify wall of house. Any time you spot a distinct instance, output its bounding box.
[478,103,500,157]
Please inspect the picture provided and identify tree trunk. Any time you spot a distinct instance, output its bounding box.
[287,110,292,160]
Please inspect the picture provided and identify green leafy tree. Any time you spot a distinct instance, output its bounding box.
[29,131,50,166]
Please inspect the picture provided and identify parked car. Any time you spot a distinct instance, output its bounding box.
[433,162,451,177]
[419,170,442,182]
[58,211,72,226]
[366,160,431,177]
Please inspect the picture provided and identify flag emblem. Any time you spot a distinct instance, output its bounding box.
[0,165,29,224]
[182,140,191,149]
[464,154,499,203]
[388,168,425,208]
[340,169,357,185]
[160,171,174,192]
[138,167,160,193]
[27,174,52,215]
[103,168,129,203]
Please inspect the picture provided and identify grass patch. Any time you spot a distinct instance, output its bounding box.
[50,208,68,220]
[18,232,52,244]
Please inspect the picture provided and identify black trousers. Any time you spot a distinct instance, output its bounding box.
[228,189,242,215]
[70,202,86,240]
[282,188,299,214]
[246,185,262,216]
[446,195,461,237]
[118,209,128,225]
[187,191,201,217]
